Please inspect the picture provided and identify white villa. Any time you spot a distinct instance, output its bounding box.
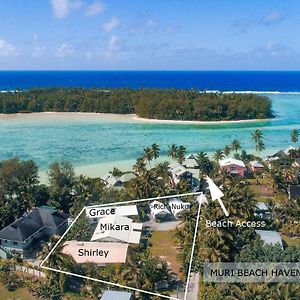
[91,215,142,244]
[255,230,283,249]
[100,172,136,188]
[182,154,199,169]
[149,200,172,221]
[168,198,191,218]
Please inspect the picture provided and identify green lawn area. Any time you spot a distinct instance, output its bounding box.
[282,236,300,248]
[149,230,181,275]
[0,285,37,300]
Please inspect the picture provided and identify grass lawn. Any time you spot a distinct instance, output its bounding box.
[0,285,37,300]
[149,230,181,275]
[282,236,300,248]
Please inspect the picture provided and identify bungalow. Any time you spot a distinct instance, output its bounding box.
[169,162,193,185]
[182,154,199,169]
[85,205,138,224]
[250,161,264,174]
[255,230,283,249]
[288,185,300,201]
[62,241,129,264]
[149,200,172,222]
[0,206,68,258]
[168,198,191,218]
[255,202,271,219]
[219,158,246,177]
[100,172,136,188]
[100,291,133,300]
[91,215,142,244]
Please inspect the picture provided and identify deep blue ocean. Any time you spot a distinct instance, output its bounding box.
[1,71,300,91]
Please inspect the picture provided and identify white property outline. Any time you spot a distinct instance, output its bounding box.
[40,192,203,300]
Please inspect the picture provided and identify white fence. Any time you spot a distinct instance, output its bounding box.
[10,265,46,278]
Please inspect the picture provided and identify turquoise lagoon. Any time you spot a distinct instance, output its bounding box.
[0,93,300,179]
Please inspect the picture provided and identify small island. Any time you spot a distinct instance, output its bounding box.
[0,88,273,121]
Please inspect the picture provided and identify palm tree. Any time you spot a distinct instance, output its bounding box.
[151,143,160,159]
[213,150,224,162]
[223,145,231,157]
[133,157,147,175]
[196,151,213,177]
[143,146,154,166]
[177,145,186,164]
[231,139,241,153]
[252,129,264,154]
[167,144,178,160]
[291,129,299,144]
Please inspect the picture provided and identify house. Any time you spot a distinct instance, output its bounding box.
[91,215,142,244]
[250,161,264,174]
[85,205,138,224]
[168,198,191,218]
[182,154,199,169]
[100,172,136,188]
[149,200,172,222]
[0,206,68,258]
[62,241,129,264]
[169,162,193,185]
[288,185,300,200]
[255,202,271,219]
[255,230,283,249]
[219,158,246,177]
[100,291,133,300]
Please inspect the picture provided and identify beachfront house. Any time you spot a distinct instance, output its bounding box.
[169,162,193,185]
[288,185,300,201]
[100,172,136,189]
[182,154,199,169]
[255,230,283,249]
[168,198,191,219]
[0,206,68,259]
[250,160,264,174]
[219,158,246,177]
[91,215,142,244]
[149,200,172,222]
[100,291,133,300]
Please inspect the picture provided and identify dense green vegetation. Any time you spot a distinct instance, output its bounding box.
[0,88,273,121]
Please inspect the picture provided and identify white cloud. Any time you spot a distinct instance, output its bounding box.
[147,19,157,29]
[102,17,119,32]
[56,43,74,58]
[32,46,46,58]
[0,39,19,58]
[103,35,119,58]
[85,51,93,60]
[261,10,283,25]
[50,0,82,18]
[85,1,105,17]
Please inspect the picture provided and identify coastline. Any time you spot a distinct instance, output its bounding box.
[0,111,271,125]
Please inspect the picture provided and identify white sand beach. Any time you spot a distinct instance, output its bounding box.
[0,111,270,125]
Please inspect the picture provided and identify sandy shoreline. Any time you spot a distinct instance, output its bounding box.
[0,111,271,125]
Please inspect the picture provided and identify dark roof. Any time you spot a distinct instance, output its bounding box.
[289,185,300,200]
[0,207,68,242]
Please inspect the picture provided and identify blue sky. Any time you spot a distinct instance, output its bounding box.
[0,0,299,70]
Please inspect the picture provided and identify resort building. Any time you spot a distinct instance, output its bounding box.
[255,230,283,249]
[149,200,172,222]
[250,160,264,174]
[168,198,191,218]
[91,215,142,244]
[288,185,300,201]
[100,291,133,300]
[182,154,199,169]
[86,205,138,223]
[169,162,193,185]
[100,172,136,188]
[0,206,68,258]
[62,241,129,264]
[219,158,246,177]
